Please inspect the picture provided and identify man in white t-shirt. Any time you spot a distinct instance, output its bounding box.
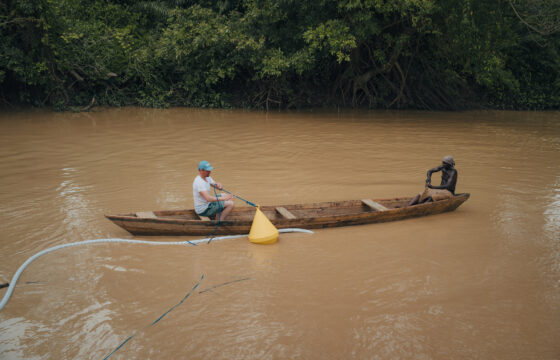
[193,160,234,219]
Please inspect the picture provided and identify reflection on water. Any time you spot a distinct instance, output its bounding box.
[544,178,560,238]
[0,108,559,359]
[56,167,93,234]
[0,316,49,359]
[542,177,560,311]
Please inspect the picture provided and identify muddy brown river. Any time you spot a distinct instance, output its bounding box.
[0,108,559,359]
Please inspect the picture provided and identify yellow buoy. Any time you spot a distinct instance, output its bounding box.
[248,206,279,244]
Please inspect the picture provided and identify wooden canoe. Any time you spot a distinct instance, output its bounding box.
[105,193,470,236]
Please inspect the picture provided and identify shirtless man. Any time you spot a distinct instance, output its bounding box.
[408,155,458,206]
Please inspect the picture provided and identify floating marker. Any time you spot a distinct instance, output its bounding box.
[248,207,279,244]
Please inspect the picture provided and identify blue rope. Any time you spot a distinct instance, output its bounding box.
[103,274,205,360]
[204,186,259,243]
[150,274,203,325]
[212,185,258,208]
[198,277,251,294]
[204,186,224,244]
[103,335,135,360]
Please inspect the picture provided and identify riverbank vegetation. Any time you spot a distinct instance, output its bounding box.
[1,0,559,110]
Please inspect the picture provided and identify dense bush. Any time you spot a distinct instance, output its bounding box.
[1,0,558,110]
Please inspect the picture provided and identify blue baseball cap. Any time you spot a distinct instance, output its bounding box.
[198,160,214,171]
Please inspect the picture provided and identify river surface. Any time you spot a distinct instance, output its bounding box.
[0,108,559,359]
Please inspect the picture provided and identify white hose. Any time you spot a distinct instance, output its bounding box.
[0,228,313,311]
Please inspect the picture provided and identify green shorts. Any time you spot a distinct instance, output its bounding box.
[198,201,226,217]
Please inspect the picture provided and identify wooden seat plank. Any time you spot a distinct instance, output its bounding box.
[361,199,389,212]
[197,214,211,221]
[276,206,297,219]
[136,211,157,219]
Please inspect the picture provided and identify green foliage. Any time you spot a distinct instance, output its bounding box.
[0,0,558,109]
[304,20,356,63]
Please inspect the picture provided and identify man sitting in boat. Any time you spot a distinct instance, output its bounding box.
[193,160,235,220]
[407,155,458,206]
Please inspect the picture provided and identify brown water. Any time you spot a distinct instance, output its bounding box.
[0,108,559,359]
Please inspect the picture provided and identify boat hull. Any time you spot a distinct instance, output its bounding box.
[105,194,470,236]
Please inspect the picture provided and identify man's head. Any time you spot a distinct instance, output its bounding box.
[198,160,214,176]
[442,155,455,167]
[198,160,214,171]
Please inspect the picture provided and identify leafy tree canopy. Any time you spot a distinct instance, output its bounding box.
[1,0,558,110]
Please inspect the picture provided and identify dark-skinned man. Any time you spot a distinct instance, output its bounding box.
[407,155,458,206]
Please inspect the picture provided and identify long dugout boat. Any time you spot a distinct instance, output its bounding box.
[105,194,470,236]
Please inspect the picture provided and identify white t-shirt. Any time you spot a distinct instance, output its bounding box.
[193,175,215,214]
